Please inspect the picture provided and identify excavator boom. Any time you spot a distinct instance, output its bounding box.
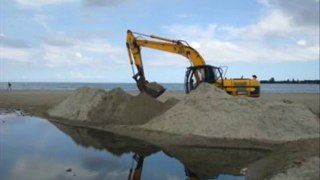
[127,30,206,66]
[126,30,210,97]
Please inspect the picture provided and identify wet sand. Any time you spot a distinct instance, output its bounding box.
[0,90,319,117]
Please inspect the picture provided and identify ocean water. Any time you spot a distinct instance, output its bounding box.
[0,82,319,93]
[0,113,249,180]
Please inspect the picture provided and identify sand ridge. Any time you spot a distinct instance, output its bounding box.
[48,87,175,125]
[48,87,106,121]
[47,84,319,142]
[143,83,320,141]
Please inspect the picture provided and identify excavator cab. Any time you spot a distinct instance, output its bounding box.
[185,65,223,93]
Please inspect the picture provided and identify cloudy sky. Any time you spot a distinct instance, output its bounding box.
[0,0,319,82]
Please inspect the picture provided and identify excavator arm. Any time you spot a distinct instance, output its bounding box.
[127,30,206,67]
[126,30,216,97]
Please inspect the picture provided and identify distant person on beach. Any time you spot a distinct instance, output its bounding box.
[8,82,12,91]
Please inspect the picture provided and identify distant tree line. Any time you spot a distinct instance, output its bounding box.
[261,77,320,84]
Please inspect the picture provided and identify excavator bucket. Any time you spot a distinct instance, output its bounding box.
[144,82,166,98]
[132,69,166,98]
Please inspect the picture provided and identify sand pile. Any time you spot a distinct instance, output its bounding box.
[143,83,320,141]
[89,89,168,125]
[48,87,173,125]
[48,87,106,121]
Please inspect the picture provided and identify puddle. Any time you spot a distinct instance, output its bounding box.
[0,113,276,180]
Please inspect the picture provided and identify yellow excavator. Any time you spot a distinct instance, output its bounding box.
[126,30,260,98]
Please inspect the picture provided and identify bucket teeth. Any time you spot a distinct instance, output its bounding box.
[144,82,166,98]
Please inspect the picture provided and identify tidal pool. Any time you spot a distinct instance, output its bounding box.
[0,113,267,180]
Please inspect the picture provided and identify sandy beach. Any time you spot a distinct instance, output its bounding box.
[0,90,319,117]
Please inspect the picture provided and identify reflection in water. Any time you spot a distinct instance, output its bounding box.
[162,146,269,179]
[1,114,184,180]
[50,120,269,180]
[52,122,159,157]
[2,113,286,180]
[128,154,144,180]
[52,120,320,180]
[185,168,201,180]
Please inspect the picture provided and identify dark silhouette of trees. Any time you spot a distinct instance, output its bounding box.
[261,78,319,84]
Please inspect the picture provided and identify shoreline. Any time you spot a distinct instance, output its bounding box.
[0,89,319,117]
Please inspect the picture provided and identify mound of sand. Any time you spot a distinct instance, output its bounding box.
[143,83,320,141]
[89,89,168,125]
[48,87,106,121]
[48,87,173,125]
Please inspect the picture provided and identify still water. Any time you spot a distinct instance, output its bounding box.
[0,113,270,180]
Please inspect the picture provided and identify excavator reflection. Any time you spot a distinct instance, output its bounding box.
[128,153,201,180]
[51,122,271,180]
[128,154,145,180]
[185,168,201,180]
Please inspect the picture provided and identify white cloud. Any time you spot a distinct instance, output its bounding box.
[162,1,319,64]
[261,0,320,26]
[54,71,105,80]
[75,52,82,58]
[42,44,94,67]
[10,156,99,180]
[15,0,126,8]
[224,10,293,39]
[75,38,123,55]
[258,0,271,7]
[33,14,51,32]
[0,46,36,62]
[69,71,91,79]
[43,35,125,67]
[163,24,216,39]
[83,0,126,7]
[16,0,76,8]
[0,34,30,48]
[297,40,307,46]
[144,53,187,67]
[1,33,126,68]
[186,33,316,63]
